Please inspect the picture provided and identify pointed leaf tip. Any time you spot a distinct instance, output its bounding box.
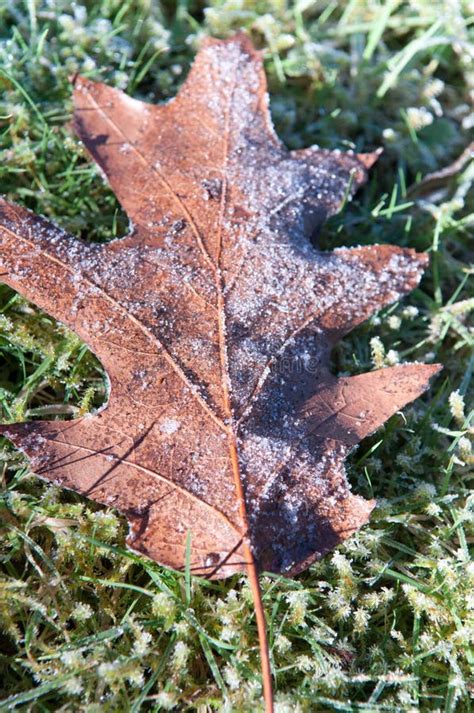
[303,363,442,447]
[356,147,383,169]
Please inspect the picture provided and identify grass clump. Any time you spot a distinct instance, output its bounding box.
[0,1,473,710]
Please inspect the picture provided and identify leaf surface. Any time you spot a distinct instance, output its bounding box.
[0,34,440,579]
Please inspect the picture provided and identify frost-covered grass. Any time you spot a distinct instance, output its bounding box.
[0,1,473,710]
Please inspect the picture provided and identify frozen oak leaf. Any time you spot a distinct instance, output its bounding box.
[0,34,440,579]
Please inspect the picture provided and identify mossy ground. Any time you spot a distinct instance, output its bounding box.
[0,1,472,711]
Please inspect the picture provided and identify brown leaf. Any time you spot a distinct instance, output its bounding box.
[0,34,440,580]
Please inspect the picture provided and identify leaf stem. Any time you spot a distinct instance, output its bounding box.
[244,546,274,713]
